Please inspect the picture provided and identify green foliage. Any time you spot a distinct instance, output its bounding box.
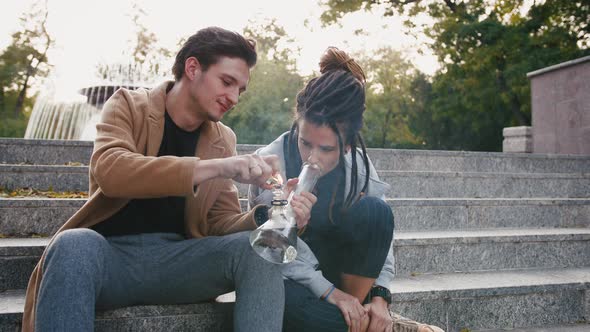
[243,18,300,67]
[320,0,369,27]
[95,1,172,84]
[0,0,52,137]
[358,48,422,148]
[321,0,590,151]
[222,19,304,144]
[422,0,589,150]
[0,90,19,137]
[0,114,29,137]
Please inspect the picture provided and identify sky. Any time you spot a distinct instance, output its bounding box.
[0,0,438,100]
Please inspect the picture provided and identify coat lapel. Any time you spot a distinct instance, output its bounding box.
[193,120,226,197]
[196,120,226,159]
[185,120,228,234]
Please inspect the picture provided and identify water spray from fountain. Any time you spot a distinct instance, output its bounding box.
[25,61,169,141]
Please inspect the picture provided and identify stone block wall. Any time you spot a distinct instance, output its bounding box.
[528,56,590,155]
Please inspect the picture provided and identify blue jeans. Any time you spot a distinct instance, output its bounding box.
[36,229,284,331]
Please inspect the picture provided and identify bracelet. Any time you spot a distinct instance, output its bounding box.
[323,285,336,301]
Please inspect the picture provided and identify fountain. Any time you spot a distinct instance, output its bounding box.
[24,84,143,141]
[24,59,171,141]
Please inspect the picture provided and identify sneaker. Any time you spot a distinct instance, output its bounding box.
[391,312,445,332]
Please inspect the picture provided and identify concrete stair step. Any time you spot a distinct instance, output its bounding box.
[0,289,234,331]
[3,138,590,174]
[236,171,590,199]
[395,228,590,275]
[0,139,93,166]
[3,268,589,332]
[391,198,590,231]
[0,165,88,192]
[2,139,588,331]
[0,198,84,236]
[370,150,590,174]
[379,170,590,198]
[2,164,589,198]
[476,323,590,332]
[2,198,589,236]
[2,228,589,289]
[0,138,258,166]
[0,238,46,292]
[390,267,590,332]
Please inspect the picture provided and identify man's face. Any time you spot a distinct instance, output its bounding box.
[190,56,250,122]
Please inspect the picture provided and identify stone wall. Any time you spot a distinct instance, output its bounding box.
[528,56,590,155]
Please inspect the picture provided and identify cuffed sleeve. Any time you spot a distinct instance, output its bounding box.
[281,239,333,298]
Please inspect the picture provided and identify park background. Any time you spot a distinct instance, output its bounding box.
[0,0,588,151]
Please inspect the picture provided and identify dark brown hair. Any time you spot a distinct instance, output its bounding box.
[172,26,257,81]
[288,47,370,214]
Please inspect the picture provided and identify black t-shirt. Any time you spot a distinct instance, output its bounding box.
[92,111,200,237]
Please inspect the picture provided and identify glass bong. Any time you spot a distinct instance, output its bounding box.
[249,162,322,264]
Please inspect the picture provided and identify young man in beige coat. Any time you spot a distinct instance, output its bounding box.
[23,27,287,332]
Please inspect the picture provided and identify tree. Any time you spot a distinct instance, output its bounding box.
[222,19,304,144]
[321,0,590,151]
[358,48,422,148]
[426,0,588,150]
[0,0,53,137]
[321,0,589,46]
[96,1,171,85]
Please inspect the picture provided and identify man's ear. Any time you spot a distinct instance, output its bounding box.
[184,57,201,80]
[345,145,351,154]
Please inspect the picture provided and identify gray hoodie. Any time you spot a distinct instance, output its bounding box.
[248,132,395,298]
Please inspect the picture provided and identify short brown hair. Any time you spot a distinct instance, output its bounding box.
[172,27,257,81]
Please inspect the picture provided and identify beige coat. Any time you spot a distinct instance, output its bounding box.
[22,81,259,331]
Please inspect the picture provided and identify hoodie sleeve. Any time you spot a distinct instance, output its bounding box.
[366,156,395,290]
[374,237,395,289]
[281,238,334,298]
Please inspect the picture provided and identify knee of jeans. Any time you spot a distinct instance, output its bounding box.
[44,228,106,274]
[236,231,281,274]
[346,197,394,239]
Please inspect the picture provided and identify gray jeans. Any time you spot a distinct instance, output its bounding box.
[36,229,284,331]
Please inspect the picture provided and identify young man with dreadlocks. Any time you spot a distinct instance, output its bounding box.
[249,47,444,332]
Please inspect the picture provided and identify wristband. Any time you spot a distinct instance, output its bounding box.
[323,285,336,301]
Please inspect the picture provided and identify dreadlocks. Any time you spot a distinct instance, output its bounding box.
[288,47,370,220]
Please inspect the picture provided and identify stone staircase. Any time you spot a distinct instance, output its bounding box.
[1,137,589,331]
